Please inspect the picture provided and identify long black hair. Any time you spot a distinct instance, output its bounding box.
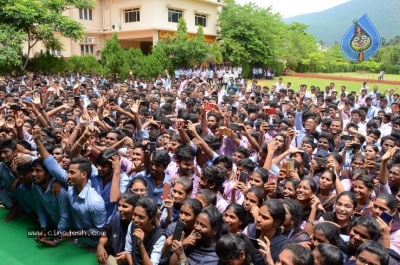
[215,233,255,265]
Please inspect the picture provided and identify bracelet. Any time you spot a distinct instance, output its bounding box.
[178,260,188,265]
[76,142,83,147]
[37,114,42,118]
[306,219,315,225]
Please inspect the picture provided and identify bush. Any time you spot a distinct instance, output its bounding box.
[65,55,102,74]
[26,50,66,73]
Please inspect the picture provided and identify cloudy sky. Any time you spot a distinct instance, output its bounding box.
[235,0,350,18]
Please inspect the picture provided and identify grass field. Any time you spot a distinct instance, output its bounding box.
[310,72,400,81]
[256,76,399,94]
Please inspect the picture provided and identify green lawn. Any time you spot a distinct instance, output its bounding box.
[310,72,400,81]
[256,76,397,94]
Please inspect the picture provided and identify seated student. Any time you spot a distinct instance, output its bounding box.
[282,199,310,243]
[223,203,248,234]
[165,145,197,197]
[134,149,171,206]
[169,206,229,265]
[215,233,256,265]
[344,241,389,265]
[96,192,140,265]
[242,187,264,224]
[125,197,167,265]
[371,193,400,254]
[0,139,31,221]
[61,157,107,247]
[160,177,193,228]
[213,156,239,204]
[340,215,380,262]
[160,198,203,262]
[319,191,357,235]
[233,158,257,201]
[308,222,340,250]
[261,243,314,265]
[31,159,71,246]
[128,176,148,197]
[198,166,228,213]
[313,244,343,265]
[244,199,291,264]
[12,163,37,219]
[195,189,217,208]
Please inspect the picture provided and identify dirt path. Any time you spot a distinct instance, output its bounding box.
[295,73,400,86]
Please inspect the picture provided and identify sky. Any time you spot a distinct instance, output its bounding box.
[235,0,350,18]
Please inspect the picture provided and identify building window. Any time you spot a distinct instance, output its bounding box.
[168,9,182,23]
[125,9,140,23]
[195,14,207,27]
[79,9,93,20]
[81,44,94,55]
[50,50,63,57]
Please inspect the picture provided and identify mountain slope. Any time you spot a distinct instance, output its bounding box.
[284,0,400,45]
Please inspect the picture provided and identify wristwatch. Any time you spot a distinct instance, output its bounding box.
[178,260,188,265]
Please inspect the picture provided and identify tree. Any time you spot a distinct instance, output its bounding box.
[189,26,210,65]
[218,1,285,66]
[101,33,129,80]
[153,18,210,68]
[209,42,224,64]
[281,22,318,70]
[0,0,95,70]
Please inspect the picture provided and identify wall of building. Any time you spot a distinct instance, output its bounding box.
[23,0,223,58]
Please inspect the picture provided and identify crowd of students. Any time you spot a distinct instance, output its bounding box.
[0,69,399,265]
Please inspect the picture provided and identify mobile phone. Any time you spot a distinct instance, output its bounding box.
[219,128,231,137]
[269,124,275,131]
[295,130,300,136]
[251,96,255,101]
[122,86,128,92]
[232,107,237,115]
[227,105,232,112]
[239,171,248,183]
[140,100,149,107]
[289,160,295,170]
[268,174,277,183]
[12,98,19,103]
[147,142,156,153]
[248,237,260,249]
[203,102,213,111]
[314,157,328,167]
[229,123,240,132]
[342,135,352,141]
[325,107,329,114]
[280,161,290,175]
[350,143,361,150]
[74,96,81,102]
[172,219,186,241]
[162,182,171,200]
[108,98,115,103]
[36,88,43,94]
[265,108,276,115]
[373,163,381,171]
[81,83,87,88]
[103,116,117,127]
[10,105,21,111]
[380,211,394,225]
[24,97,32,102]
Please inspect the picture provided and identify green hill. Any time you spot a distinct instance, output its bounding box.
[283,0,400,45]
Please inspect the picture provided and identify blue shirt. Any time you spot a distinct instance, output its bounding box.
[14,183,36,214]
[43,155,129,224]
[33,178,71,231]
[0,162,17,208]
[68,182,106,247]
[133,171,171,205]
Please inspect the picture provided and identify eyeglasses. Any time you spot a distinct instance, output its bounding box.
[356,256,379,265]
